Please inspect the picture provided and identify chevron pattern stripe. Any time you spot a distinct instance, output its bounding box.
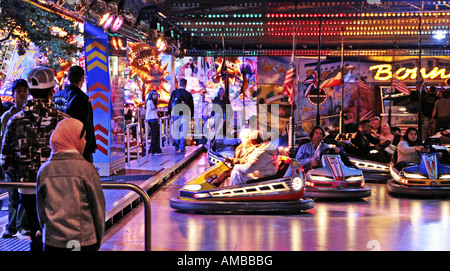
[85,22,111,161]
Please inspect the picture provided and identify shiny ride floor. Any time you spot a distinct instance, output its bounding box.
[100,153,450,251]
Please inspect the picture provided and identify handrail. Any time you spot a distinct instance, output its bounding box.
[143,116,172,157]
[159,116,171,150]
[126,122,141,166]
[0,181,151,251]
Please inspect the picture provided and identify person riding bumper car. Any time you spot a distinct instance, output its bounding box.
[302,144,371,199]
[336,121,392,182]
[387,138,450,197]
[170,144,314,213]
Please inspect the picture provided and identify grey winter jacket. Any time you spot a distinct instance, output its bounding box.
[37,152,105,249]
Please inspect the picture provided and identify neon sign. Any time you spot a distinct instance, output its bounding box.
[127,42,169,107]
[370,64,450,81]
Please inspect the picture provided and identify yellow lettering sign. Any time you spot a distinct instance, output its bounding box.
[369,64,392,81]
[369,64,450,81]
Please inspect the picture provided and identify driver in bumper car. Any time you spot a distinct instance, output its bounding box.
[296,126,355,172]
[211,128,256,186]
[229,130,278,186]
[395,127,443,170]
[349,119,392,163]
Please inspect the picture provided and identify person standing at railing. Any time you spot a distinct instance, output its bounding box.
[1,67,69,251]
[37,118,105,251]
[145,90,162,155]
[0,79,30,238]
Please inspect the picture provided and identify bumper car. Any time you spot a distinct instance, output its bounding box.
[336,134,391,182]
[170,151,314,213]
[430,130,450,152]
[347,154,391,182]
[304,148,371,199]
[387,140,450,197]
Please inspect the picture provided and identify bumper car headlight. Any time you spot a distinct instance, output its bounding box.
[346,175,364,182]
[403,172,426,179]
[291,177,304,191]
[309,175,334,181]
[193,193,211,199]
[183,184,203,191]
[440,174,450,179]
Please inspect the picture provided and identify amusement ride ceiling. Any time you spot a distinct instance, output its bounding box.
[24,0,450,55]
[152,0,450,51]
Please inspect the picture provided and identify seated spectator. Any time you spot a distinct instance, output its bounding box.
[395,127,429,171]
[431,90,450,134]
[390,126,403,146]
[296,126,331,172]
[37,118,105,251]
[324,123,340,140]
[370,116,382,136]
[379,123,400,154]
[228,128,256,165]
[229,130,278,186]
[379,123,395,142]
[296,126,355,172]
[349,119,392,163]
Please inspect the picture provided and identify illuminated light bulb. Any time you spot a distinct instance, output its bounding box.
[103,15,115,29]
[409,68,418,80]
[156,38,167,52]
[111,37,117,49]
[111,16,123,31]
[433,30,446,39]
[99,13,111,27]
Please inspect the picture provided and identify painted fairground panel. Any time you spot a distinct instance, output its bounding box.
[124,54,257,118]
[256,56,295,147]
[297,58,377,137]
[0,41,39,103]
[174,56,258,124]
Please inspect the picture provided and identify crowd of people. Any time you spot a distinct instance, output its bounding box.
[0,66,104,251]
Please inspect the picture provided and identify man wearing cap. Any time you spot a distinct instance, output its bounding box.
[1,66,68,251]
[53,65,97,162]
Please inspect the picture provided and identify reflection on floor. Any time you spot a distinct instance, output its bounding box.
[101,154,450,251]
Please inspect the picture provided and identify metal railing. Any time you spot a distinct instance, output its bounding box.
[126,123,141,166]
[159,116,171,150]
[0,181,152,251]
[143,116,172,157]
